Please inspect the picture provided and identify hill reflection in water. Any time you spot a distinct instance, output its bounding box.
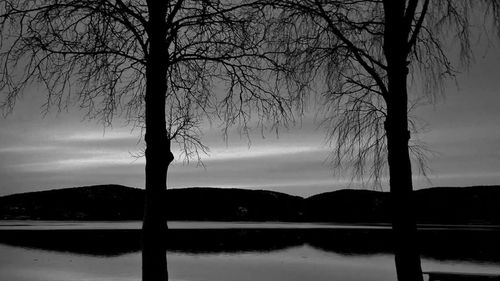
[0,227,499,263]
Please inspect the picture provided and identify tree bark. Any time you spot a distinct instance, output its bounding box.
[383,1,424,281]
[385,85,424,281]
[143,2,172,281]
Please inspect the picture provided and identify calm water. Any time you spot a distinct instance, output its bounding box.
[1,221,499,281]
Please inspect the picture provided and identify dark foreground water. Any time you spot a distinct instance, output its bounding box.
[0,221,499,281]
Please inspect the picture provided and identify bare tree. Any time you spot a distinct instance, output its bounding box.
[0,1,290,280]
[258,1,500,280]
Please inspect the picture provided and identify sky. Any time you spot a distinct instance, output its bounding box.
[0,41,499,198]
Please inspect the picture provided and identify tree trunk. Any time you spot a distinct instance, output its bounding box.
[385,91,424,281]
[143,2,171,281]
[383,1,424,281]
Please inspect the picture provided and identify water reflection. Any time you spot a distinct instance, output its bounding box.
[0,227,499,263]
[0,229,141,256]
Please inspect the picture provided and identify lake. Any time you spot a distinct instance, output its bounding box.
[1,221,499,281]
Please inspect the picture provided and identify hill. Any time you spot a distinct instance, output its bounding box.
[305,185,500,224]
[1,185,500,224]
[0,185,144,220]
[0,185,304,221]
[305,189,390,223]
[166,187,303,221]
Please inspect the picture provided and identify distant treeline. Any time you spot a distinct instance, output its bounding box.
[1,184,499,224]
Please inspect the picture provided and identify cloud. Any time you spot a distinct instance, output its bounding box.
[202,145,320,161]
[0,145,59,154]
[12,154,141,172]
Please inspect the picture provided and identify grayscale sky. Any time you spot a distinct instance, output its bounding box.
[0,44,499,197]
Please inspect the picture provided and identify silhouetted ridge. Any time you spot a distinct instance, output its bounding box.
[1,185,500,224]
[416,185,500,225]
[0,185,144,220]
[305,189,390,223]
[305,186,500,224]
[0,185,303,221]
[167,187,303,221]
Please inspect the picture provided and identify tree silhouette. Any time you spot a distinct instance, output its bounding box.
[0,1,289,280]
[259,1,500,280]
